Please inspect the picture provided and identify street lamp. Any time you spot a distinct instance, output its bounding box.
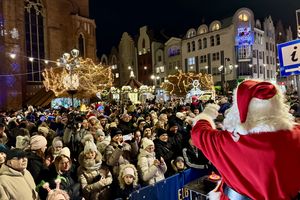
[221,58,230,94]
[205,65,208,74]
[60,49,80,108]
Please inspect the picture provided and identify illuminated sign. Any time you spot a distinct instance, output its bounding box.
[236,27,253,46]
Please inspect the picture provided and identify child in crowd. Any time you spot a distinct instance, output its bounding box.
[137,138,167,185]
[78,140,113,200]
[95,129,110,155]
[116,164,140,200]
[171,156,187,174]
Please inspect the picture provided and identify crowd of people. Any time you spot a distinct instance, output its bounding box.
[0,97,214,200]
[0,86,299,200]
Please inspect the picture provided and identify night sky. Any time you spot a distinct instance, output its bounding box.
[89,0,300,56]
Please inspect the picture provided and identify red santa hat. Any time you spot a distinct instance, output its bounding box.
[237,80,277,123]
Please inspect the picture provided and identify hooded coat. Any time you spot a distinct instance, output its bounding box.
[0,164,38,200]
[78,151,113,200]
[137,149,167,185]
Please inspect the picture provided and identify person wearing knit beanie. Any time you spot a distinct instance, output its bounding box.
[84,141,97,155]
[141,138,154,150]
[38,126,49,136]
[30,135,47,152]
[110,127,123,139]
[16,135,30,150]
[156,128,168,138]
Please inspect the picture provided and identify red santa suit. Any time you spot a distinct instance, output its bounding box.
[191,80,300,200]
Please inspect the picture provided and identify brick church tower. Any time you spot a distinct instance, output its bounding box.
[0,0,96,110]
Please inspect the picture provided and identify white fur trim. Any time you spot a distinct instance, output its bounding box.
[223,81,295,142]
[208,180,222,200]
[193,113,216,129]
[208,191,221,200]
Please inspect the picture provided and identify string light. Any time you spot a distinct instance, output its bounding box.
[28,57,34,62]
[161,70,214,95]
[9,53,16,59]
[43,58,114,98]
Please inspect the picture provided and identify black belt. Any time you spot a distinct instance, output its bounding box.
[223,184,251,200]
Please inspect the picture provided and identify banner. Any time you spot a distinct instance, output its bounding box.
[129,168,208,200]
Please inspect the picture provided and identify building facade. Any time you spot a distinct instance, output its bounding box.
[0,0,96,110]
[181,8,277,92]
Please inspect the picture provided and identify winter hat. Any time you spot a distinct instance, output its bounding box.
[6,148,27,160]
[30,135,47,150]
[156,128,167,138]
[16,135,30,150]
[38,126,49,135]
[141,138,154,149]
[110,127,123,138]
[82,133,94,143]
[95,129,105,137]
[174,156,184,163]
[0,144,8,154]
[176,112,186,120]
[88,115,98,121]
[60,147,71,159]
[52,137,63,148]
[168,120,178,128]
[237,80,277,123]
[84,141,97,153]
[122,166,135,178]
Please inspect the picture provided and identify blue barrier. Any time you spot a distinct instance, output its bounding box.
[129,168,208,200]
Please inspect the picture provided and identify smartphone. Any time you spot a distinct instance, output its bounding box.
[123,133,133,141]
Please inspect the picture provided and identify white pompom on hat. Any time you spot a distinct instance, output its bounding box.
[84,140,97,153]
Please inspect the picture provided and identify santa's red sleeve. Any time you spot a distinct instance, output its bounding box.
[191,119,300,200]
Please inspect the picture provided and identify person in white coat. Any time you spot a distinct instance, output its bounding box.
[137,138,167,185]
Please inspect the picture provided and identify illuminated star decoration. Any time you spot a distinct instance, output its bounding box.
[42,58,114,98]
[161,70,214,96]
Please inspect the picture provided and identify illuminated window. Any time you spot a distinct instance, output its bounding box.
[212,23,220,31]
[199,28,207,34]
[239,13,249,22]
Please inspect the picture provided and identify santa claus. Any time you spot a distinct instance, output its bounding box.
[191,79,300,200]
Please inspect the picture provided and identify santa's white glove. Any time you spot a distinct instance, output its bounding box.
[202,104,220,119]
[193,104,220,127]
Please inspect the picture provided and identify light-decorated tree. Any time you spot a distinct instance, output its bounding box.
[42,58,113,99]
[160,70,214,96]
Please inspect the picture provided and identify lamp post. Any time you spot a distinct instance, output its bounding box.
[61,49,80,108]
[221,58,230,94]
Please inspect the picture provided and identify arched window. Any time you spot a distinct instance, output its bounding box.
[187,43,191,52]
[24,0,45,82]
[78,34,85,57]
[210,36,215,46]
[198,39,202,49]
[203,38,207,48]
[238,13,249,22]
[216,34,220,45]
[192,41,195,51]
[212,23,220,31]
